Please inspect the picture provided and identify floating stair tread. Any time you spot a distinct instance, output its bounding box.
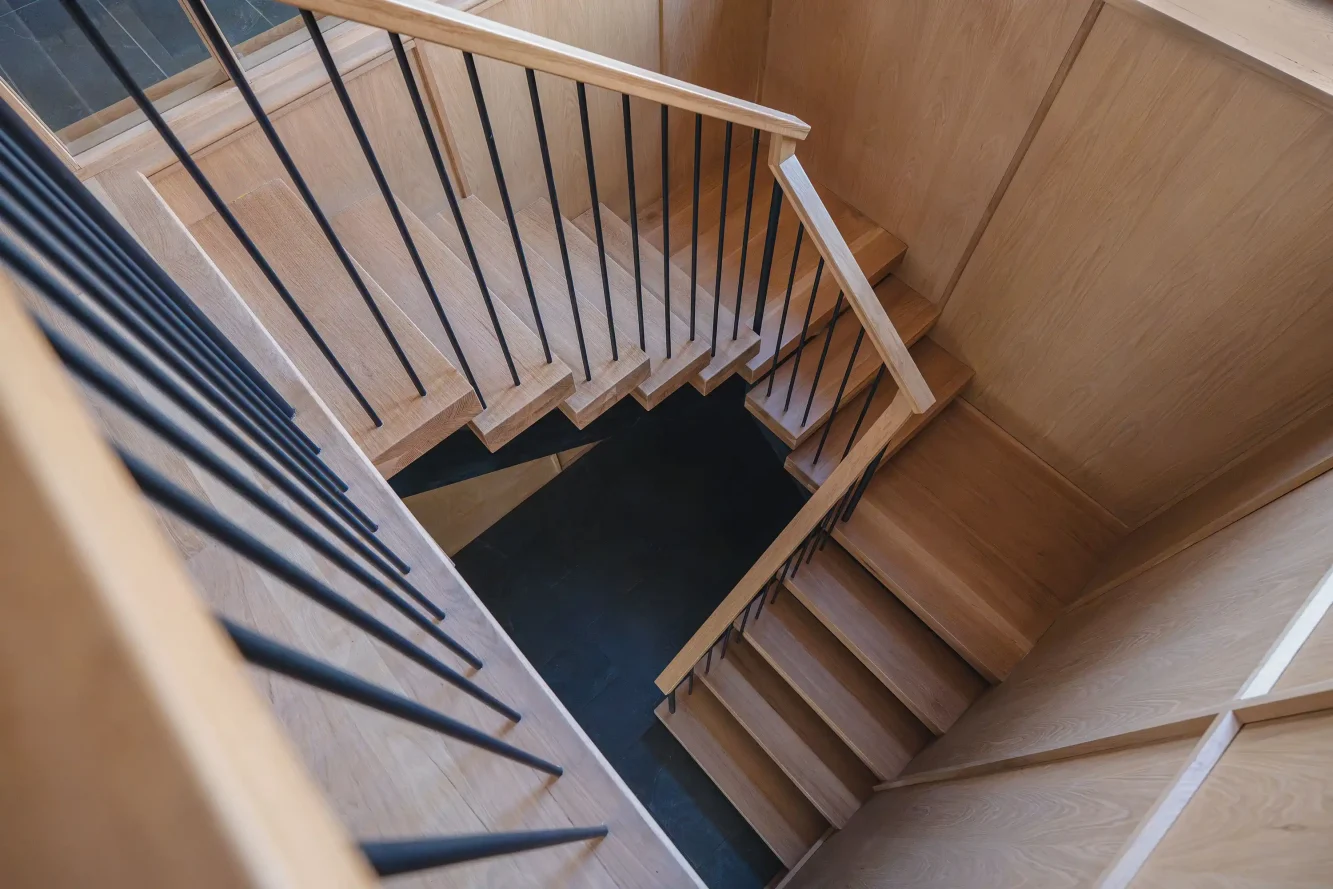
[512,201,707,410]
[643,135,751,254]
[439,196,648,428]
[833,400,1124,682]
[575,203,760,394]
[787,336,974,490]
[741,230,906,383]
[190,181,479,475]
[784,539,986,735]
[656,686,827,868]
[702,642,874,827]
[328,196,572,452]
[746,280,938,449]
[746,592,932,782]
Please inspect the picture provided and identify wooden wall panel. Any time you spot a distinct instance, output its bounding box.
[1132,711,1333,888]
[1276,609,1333,692]
[906,469,1333,774]
[786,739,1192,889]
[760,0,1096,303]
[936,4,1333,526]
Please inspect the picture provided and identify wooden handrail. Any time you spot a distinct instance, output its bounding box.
[0,273,374,887]
[768,137,935,413]
[293,0,810,139]
[656,391,917,693]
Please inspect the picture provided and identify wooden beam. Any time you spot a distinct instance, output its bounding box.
[293,0,810,138]
[768,144,935,413]
[0,273,373,888]
[656,391,916,693]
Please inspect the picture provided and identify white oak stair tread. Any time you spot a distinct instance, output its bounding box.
[531,201,709,409]
[832,400,1124,682]
[783,539,987,735]
[189,180,479,477]
[573,203,757,395]
[329,195,573,452]
[740,229,905,384]
[746,279,939,449]
[656,686,828,868]
[702,641,875,827]
[745,591,933,781]
[427,196,648,428]
[786,336,974,490]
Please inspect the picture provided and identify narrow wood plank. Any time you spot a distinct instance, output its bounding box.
[787,337,973,490]
[189,181,482,471]
[785,540,987,734]
[746,592,933,781]
[702,643,875,827]
[771,148,934,412]
[747,281,938,448]
[431,196,649,427]
[328,194,572,451]
[656,687,827,868]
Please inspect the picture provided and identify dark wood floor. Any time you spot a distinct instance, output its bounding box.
[453,378,803,889]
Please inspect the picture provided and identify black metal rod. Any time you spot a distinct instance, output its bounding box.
[689,112,701,341]
[184,0,423,408]
[221,619,557,774]
[667,690,677,713]
[732,129,760,341]
[660,104,671,359]
[2,240,388,547]
[527,69,590,381]
[54,0,385,426]
[765,224,804,397]
[687,669,694,694]
[843,445,888,521]
[576,81,618,361]
[802,291,844,427]
[125,454,520,721]
[783,258,823,413]
[719,625,732,659]
[0,189,355,509]
[362,827,607,877]
[308,13,471,405]
[842,365,885,462]
[621,95,645,351]
[464,51,550,367]
[751,182,784,333]
[704,643,713,674]
[813,327,864,464]
[0,115,298,431]
[0,136,323,470]
[710,122,732,357]
[820,491,853,551]
[388,34,492,406]
[737,595,753,636]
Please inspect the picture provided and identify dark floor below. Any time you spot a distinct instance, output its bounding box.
[452,378,804,889]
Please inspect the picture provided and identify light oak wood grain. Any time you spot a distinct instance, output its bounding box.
[404,454,562,555]
[938,5,1333,526]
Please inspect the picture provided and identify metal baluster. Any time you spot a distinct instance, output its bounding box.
[305,13,478,407]
[55,0,384,426]
[710,122,733,356]
[124,454,522,722]
[621,95,645,351]
[660,104,671,358]
[813,327,865,464]
[222,620,557,774]
[821,491,854,551]
[389,33,494,404]
[751,182,784,333]
[732,129,760,340]
[577,82,618,360]
[192,0,424,400]
[841,366,885,461]
[689,113,701,340]
[783,258,824,412]
[668,690,677,713]
[464,51,550,367]
[361,827,609,876]
[687,669,695,694]
[842,445,888,522]
[802,291,844,427]
[526,69,590,381]
[765,224,804,397]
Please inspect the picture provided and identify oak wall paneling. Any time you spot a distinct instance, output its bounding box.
[760,0,1098,303]
[936,3,1333,527]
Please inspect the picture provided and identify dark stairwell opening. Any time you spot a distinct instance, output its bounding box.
[425,377,802,889]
